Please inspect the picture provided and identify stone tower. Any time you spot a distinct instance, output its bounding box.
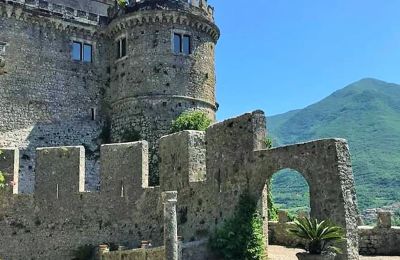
[107,0,220,184]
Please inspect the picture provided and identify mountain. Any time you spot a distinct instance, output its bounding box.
[267,78,400,214]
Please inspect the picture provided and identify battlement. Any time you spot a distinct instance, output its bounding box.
[108,0,215,23]
[0,111,360,260]
[0,111,265,200]
[1,0,109,26]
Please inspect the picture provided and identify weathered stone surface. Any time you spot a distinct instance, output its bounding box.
[0,111,362,259]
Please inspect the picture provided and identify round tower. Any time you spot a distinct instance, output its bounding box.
[107,0,220,183]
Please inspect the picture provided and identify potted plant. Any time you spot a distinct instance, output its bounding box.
[289,217,345,260]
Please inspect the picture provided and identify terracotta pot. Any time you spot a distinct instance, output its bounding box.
[296,252,336,260]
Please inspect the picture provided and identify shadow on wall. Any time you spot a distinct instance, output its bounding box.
[1,120,104,193]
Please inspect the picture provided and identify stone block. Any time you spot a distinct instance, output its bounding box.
[35,146,85,201]
[159,131,206,191]
[100,141,149,198]
[377,211,392,228]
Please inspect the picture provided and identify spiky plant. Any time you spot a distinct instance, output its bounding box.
[289,217,345,255]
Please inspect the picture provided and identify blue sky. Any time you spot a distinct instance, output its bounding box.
[210,0,400,119]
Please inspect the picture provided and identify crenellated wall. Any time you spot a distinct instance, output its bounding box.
[0,111,360,259]
[0,0,111,193]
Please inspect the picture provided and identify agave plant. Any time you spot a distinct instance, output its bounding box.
[289,217,345,255]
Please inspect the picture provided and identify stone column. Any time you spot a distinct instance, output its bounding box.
[278,210,289,224]
[162,191,178,260]
[377,211,392,228]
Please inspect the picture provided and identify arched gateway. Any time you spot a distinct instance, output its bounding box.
[249,138,360,260]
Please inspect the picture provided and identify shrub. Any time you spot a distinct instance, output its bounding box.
[267,182,279,221]
[289,217,345,255]
[117,0,128,7]
[264,137,273,149]
[0,172,5,189]
[209,192,266,260]
[170,111,212,133]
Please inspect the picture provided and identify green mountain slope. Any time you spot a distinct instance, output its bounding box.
[268,78,400,212]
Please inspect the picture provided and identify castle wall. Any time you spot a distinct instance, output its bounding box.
[0,111,360,259]
[0,2,110,192]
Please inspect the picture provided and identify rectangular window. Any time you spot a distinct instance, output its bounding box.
[173,33,191,55]
[117,37,127,59]
[174,33,182,54]
[0,42,5,55]
[72,41,82,61]
[72,41,92,63]
[183,35,191,55]
[83,44,92,62]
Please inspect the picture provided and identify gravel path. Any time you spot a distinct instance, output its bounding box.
[268,245,400,260]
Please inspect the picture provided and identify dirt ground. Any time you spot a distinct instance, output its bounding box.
[268,245,400,260]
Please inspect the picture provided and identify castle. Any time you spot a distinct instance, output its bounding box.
[0,0,218,189]
[0,1,398,259]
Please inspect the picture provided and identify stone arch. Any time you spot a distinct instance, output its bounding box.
[250,139,359,260]
[269,168,310,218]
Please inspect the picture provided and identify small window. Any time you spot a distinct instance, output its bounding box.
[173,33,191,55]
[0,42,6,55]
[83,44,92,62]
[90,108,96,121]
[174,33,181,54]
[183,35,191,55]
[117,37,127,59]
[72,41,92,63]
[72,41,82,61]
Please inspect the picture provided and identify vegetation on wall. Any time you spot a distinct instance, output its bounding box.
[0,172,5,189]
[170,111,212,133]
[267,181,279,221]
[209,192,266,260]
[117,0,128,8]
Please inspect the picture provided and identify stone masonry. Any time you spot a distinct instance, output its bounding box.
[0,111,361,259]
[0,0,219,191]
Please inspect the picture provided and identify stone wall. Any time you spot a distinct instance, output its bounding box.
[0,1,110,192]
[101,240,216,260]
[358,212,400,256]
[0,111,360,259]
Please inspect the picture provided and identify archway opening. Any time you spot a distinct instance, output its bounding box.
[268,169,310,220]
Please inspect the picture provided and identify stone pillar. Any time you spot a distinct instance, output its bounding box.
[278,210,289,224]
[162,191,178,260]
[377,211,392,228]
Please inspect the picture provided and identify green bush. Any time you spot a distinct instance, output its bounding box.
[267,182,279,221]
[117,0,128,7]
[289,217,344,255]
[171,111,212,133]
[264,137,273,149]
[209,192,266,260]
[0,171,5,189]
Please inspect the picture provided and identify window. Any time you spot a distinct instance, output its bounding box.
[72,41,92,62]
[83,44,92,62]
[116,37,127,59]
[0,42,6,55]
[173,33,191,55]
[72,42,82,61]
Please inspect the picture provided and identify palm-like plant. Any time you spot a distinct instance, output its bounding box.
[289,217,345,255]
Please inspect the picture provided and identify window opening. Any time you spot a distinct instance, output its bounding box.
[83,44,92,62]
[117,37,127,59]
[72,41,82,61]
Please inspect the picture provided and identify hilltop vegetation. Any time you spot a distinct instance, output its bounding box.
[268,78,400,212]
